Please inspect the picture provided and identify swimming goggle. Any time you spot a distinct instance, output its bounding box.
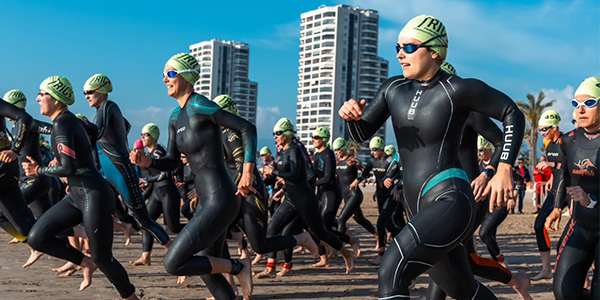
[163,69,199,79]
[571,98,598,109]
[395,34,447,54]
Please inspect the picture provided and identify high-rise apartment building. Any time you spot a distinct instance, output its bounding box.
[296,5,389,157]
[189,39,258,124]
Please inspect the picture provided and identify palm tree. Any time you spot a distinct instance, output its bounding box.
[516,91,555,168]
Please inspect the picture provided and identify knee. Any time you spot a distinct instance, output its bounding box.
[26,226,45,251]
[163,251,182,275]
[533,216,545,233]
[479,226,491,240]
[553,281,579,300]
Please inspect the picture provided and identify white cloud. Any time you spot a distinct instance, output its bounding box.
[256,106,283,134]
[123,106,174,145]
[542,85,576,131]
[246,21,300,49]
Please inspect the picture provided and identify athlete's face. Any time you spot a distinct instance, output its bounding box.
[573,94,599,131]
[311,136,325,148]
[274,132,290,148]
[371,149,384,159]
[478,148,492,161]
[538,125,558,139]
[85,90,107,109]
[163,65,187,98]
[335,149,347,159]
[397,36,440,81]
[36,90,57,116]
[141,133,156,148]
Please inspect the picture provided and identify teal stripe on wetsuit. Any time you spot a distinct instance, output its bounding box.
[422,168,470,196]
[98,148,131,201]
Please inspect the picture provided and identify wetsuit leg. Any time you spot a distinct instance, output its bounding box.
[266,200,300,260]
[20,176,52,218]
[534,192,556,252]
[352,206,376,234]
[142,193,162,253]
[0,180,36,238]
[179,185,193,220]
[47,177,63,207]
[0,210,27,241]
[392,189,406,230]
[338,190,363,233]
[293,192,343,251]
[377,194,400,249]
[318,189,346,255]
[199,233,236,300]
[281,215,303,263]
[479,206,509,259]
[553,219,598,300]
[376,189,391,249]
[378,177,495,299]
[157,184,184,234]
[98,151,169,245]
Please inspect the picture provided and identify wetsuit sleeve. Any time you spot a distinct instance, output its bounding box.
[460,79,525,166]
[210,110,257,164]
[150,119,180,172]
[314,151,335,186]
[384,153,400,180]
[144,148,171,183]
[94,101,112,140]
[469,113,503,169]
[0,100,32,154]
[554,136,570,209]
[347,78,395,143]
[30,119,53,135]
[174,160,184,182]
[38,119,78,177]
[272,147,302,181]
[225,130,245,184]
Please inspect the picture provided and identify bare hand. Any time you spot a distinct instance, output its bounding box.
[0,150,18,163]
[566,186,591,206]
[483,163,514,213]
[187,189,197,201]
[22,156,40,177]
[236,162,257,197]
[189,197,198,213]
[175,181,185,189]
[49,158,59,167]
[129,150,151,167]
[506,199,515,211]
[471,172,490,201]
[545,208,562,232]
[338,99,366,121]
[273,189,284,202]
[349,180,358,191]
[65,185,70,194]
[383,178,393,189]
[263,165,274,176]
[535,160,553,170]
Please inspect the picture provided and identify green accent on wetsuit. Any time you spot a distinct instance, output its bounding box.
[422,168,470,196]
[187,94,220,116]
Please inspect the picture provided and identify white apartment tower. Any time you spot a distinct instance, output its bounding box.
[189,39,258,124]
[296,5,389,154]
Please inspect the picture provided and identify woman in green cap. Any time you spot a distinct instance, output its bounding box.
[340,14,526,299]
[130,53,257,300]
[23,76,138,299]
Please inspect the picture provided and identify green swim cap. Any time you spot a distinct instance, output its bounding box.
[369,136,385,150]
[166,53,200,85]
[477,135,491,150]
[3,89,26,109]
[260,146,271,156]
[384,145,397,156]
[399,15,448,60]
[75,113,89,121]
[38,135,45,145]
[213,94,239,116]
[312,127,330,143]
[83,74,113,94]
[273,118,296,138]
[539,110,561,127]
[142,123,160,140]
[441,61,457,75]
[332,137,347,150]
[574,76,600,98]
[39,76,75,106]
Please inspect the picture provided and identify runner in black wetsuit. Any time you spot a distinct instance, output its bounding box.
[129,53,254,300]
[83,74,170,247]
[339,15,524,299]
[130,123,184,266]
[383,144,407,234]
[4,90,55,218]
[23,76,138,300]
[213,95,317,266]
[333,137,376,238]
[546,77,599,300]
[531,110,567,281]
[261,118,354,275]
[359,136,400,265]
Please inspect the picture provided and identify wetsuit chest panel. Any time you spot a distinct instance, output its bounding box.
[94,101,130,158]
[336,159,358,186]
[174,105,223,172]
[545,138,564,190]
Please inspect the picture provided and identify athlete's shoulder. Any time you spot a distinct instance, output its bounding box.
[187,94,220,116]
[169,106,181,123]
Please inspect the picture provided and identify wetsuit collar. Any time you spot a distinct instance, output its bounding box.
[415,69,446,88]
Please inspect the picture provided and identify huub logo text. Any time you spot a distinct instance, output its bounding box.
[500,125,513,160]
[407,90,423,121]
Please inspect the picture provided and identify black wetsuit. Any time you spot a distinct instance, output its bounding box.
[149,94,256,300]
[347,70,524,299]
[534,134,567,253]
[12,119,54,218]
[27,111,135,298]
[93,100,169,245]
[552,128,599,300]
[336,156,375,234]
[360,155,400,249]
[382,153,407,232]
[139,144,184,253]
[0,101,36,241]
[177,162,195,220]
[221,127,297,254]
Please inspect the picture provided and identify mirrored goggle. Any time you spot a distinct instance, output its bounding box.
[571,98,598,109]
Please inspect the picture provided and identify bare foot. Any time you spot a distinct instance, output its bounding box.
[349,236,361,258]
[339,247,355,274]
[59,268,77,277]
[311,256,330,268]
[224,273,238,297]
[79,258,97,291]
[251,254,264,266]
[124,292,140,300]
[8,238,19,244]
[373,234,380,251]
[177,276,187,285]
[129,256,151,266]
[235,258,253,300]
[530,270,552,281]
[254,267,276,279]
[123,223,133,246]
[22,248,44,268]
[510,275,532,300]
[295,232,319,259]
[162,239,172,251]
[52,261,78,274]
[292,246,306,255]
[276,266,291,277]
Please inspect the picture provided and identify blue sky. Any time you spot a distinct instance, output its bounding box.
[2,0,599,153]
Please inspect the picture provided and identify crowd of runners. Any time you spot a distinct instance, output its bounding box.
[0,14,597,300]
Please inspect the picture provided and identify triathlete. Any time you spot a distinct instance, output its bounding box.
[383,144,407,233]
[546,76,599,300]
[531,110,567,281]
[23,76,138,300]
[129,53,255,300]
[359,136,400,264]
[130,123,184,266]
[84,74,170,247]
[333,137,376,239]
[339,15,524,299]
[261,118,354,275]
